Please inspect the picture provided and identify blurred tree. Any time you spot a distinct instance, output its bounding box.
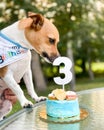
[47,0,104,80]
[31,50,47,91]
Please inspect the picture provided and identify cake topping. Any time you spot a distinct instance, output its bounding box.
[48,89,77,101]
[52,89,66,100]
[48,93,56,100]
[66,91,77,100]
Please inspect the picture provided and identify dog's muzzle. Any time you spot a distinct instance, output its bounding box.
[42,52,59,63]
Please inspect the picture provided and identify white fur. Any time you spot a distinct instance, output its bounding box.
[0,22,46,107]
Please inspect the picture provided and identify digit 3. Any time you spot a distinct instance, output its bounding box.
[53,57,72,86]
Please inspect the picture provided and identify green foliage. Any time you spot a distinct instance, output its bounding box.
[0,0,40,29]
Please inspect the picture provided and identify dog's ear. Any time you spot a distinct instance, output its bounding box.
[18,18,33,30]
[18,12,44,31]
[28,12,44,31]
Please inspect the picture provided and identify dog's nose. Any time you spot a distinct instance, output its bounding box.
[49,55,59,63]
[42,52,60,63]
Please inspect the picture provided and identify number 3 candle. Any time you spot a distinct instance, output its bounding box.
[53,57,72,90]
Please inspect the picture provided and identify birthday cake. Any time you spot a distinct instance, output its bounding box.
[46,89,80,118]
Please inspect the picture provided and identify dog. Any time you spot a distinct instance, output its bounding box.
[0,12,59,108]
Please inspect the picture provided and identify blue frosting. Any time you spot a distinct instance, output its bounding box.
[46,98,80,118]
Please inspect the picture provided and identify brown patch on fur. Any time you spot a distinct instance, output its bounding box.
[18,13,44,31]
[0,66,8,77]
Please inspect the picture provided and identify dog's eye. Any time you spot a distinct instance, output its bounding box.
[49,38,55,44]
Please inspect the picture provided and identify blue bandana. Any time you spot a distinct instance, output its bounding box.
[0,32,28,68]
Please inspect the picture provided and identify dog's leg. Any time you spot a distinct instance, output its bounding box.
[3,73,33,108]
[23,68,47,103]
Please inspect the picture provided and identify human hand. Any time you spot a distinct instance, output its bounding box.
[3,88,17,104]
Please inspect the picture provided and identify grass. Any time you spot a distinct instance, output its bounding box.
[8,76,104,117]
[76,77,104,91]
[75,62,104,76]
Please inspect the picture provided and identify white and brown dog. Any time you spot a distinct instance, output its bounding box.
[0,12,59,108]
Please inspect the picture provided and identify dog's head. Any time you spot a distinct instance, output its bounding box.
[18,12,60,63]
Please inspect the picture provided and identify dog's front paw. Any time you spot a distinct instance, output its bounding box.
[36,96,47,103]
[22,100,33,108]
